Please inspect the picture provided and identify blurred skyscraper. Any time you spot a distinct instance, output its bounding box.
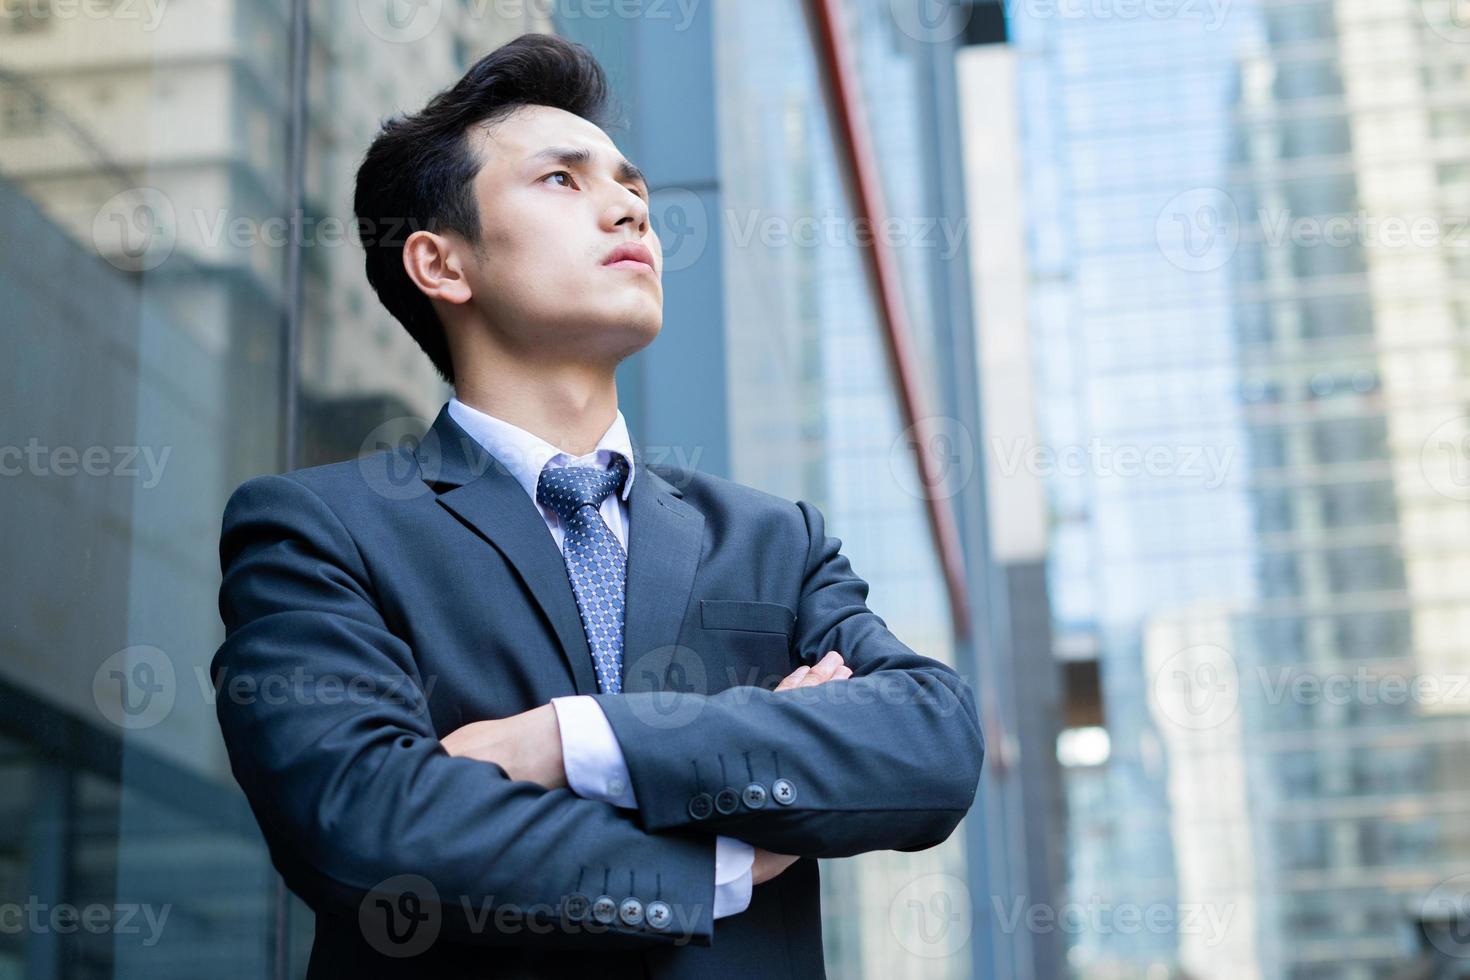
[1222,2,1470,975]
[1009,0,1470,976]
[957,12,1070,980]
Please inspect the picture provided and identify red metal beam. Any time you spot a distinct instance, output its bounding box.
[808,0,974,640]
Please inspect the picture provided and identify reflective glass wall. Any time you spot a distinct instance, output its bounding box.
[715,2,975,977]
[1,1,294,974]
[0,1,543,975]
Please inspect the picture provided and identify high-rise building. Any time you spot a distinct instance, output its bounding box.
[1012,0,1470,976]
[957,17,1070,980]
[1222,2,1470,975]
[1012,5,1260,974]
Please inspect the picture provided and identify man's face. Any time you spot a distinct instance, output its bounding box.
[461,104,663,363]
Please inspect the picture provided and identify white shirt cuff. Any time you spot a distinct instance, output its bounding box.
[712,835,755,919]
[550,695,636,808]
[552,697,753,918]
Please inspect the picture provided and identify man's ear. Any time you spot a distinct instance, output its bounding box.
[403,229,474,306]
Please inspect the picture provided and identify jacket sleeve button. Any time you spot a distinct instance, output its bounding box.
[562,893,590,921]
[688,792,714,820]
[590,894,617,924]
[646,900,672,930]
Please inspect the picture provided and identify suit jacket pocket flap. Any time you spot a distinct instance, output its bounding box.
[700,599,796,635]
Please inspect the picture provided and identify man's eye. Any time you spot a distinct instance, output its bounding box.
[543,171,576,188]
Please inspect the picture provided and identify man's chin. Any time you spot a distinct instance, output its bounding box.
[572,316,661,365]
[617,319,662,357]
[610,300,662,341]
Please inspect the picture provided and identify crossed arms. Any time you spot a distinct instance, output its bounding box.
[211,473,985,950]
[439,649,861,894]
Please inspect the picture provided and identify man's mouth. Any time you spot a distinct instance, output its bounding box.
[602,242,656,272]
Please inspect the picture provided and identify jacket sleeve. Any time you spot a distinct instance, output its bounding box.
[589,499,985,859]
[549,695,755,918]
[212,473,718,950]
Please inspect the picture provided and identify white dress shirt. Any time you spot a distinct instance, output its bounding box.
[445,396,755,919]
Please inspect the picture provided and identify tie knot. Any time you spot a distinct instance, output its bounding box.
[536,455,630,522]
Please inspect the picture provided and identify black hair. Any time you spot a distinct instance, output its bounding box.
[352,33,619,385]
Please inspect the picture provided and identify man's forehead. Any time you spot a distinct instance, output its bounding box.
[476,105,618,165]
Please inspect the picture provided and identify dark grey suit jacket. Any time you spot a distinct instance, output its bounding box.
[212,402,985,979]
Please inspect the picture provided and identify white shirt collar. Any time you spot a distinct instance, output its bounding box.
[446,396,637,504]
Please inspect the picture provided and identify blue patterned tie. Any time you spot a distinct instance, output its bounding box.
[536,455,631,694]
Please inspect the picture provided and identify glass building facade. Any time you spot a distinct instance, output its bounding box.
[0,1,989,978]
[713,1,973,975]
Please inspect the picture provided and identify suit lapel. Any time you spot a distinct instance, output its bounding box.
[415,405,600,695]
[412,404,707,698]
[622,466,705,693]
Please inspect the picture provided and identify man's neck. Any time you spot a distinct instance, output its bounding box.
[453,362,620,459]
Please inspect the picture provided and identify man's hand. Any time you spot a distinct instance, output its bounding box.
[773,649,853,691]
[752,847,800,886]
[440,703,568,791]
[750,651,850,885]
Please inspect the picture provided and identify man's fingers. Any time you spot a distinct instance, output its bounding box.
[774,665,811,691]
[775,651,851,692]
[752,847,801,886]
[798,650,843,686]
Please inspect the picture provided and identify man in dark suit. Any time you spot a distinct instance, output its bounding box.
[212,32,984,979]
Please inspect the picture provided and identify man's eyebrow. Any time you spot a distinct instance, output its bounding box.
[528,146,647,189]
